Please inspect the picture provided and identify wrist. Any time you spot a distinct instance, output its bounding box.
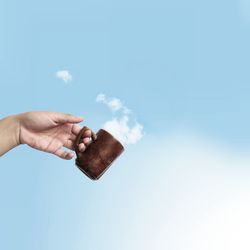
[0,114,21,156]
[12,114,22,146]
[5,114,21,147]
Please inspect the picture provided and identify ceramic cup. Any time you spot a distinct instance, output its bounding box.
[74,126,124,180]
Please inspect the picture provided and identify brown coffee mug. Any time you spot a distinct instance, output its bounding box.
[74,126,125,180]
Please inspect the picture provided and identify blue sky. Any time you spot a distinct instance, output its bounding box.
[1,0,250,249]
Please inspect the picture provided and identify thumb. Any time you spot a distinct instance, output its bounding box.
[53,112,84,124]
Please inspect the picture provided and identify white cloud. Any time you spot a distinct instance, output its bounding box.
[96,93,143,145]
[108,98,123,112]
[96,93,105,102]
[96,93,123,112]
[56,70,72,83]
[103,116,143,145]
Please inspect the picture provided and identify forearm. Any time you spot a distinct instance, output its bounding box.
[0,114,20,156]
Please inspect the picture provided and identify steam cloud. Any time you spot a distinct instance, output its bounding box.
[56,70,72,83]
[96,93,143,145]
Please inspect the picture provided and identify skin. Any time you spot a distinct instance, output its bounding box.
[0,111,94,159]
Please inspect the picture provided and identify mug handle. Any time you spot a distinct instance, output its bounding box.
[74,126,97,156]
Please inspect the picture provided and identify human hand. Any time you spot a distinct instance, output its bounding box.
[17,111,93,160]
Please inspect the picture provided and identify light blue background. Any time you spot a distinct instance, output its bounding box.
[1,0,250,249]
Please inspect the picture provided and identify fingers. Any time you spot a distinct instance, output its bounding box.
[64,139,75,150]
[53,148,74,160]
[70,125,93,140]
[71,124,82,136]
[64,139,88,153]
[70,126,97,153]
[77,129,95,152]
[82,137,91,144]
[83,129,92,138]
[70,128,96,153]
[78,143,86,152]
[53,112,84,124]
[64,136,92,152]
[78,141,92,152]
